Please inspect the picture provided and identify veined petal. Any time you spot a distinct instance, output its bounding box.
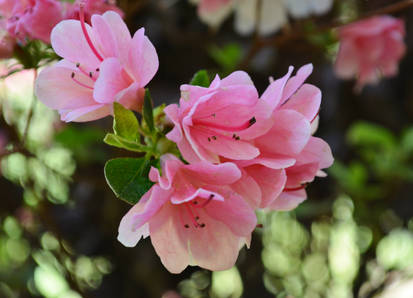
[150,203,191,274]
[59,104,110,122]
[93,57,132,104]
[35,62,95,110]
[51,20,101,70]
[128,28,159,87]
[281,84,321,121]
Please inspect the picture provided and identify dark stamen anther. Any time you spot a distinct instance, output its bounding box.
[195,216,199,220]
[96,68,100,72]
[212,136,217,140]
[76,63,80,67]
[184,224,189,228]
[71,72,75,78]
[212,113,216,117]
[200,223,206,228]
[193,201,198,205]
[249,117,256,127]
[256,224,263,228]
[208,137,211,142]
[232,134,236,139]
[89,72,93,78]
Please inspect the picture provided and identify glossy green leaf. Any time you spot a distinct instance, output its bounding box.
[143,89,154,133]
[189,70,210,87]
[104,158,154,204]
[113,102,139,141]
[103,133,148,153]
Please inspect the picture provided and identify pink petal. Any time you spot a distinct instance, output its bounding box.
[60,104,110,122]
[245,165,287,208]
[260,66,293,111]
[91,14,118,58]
[281,84,321,121]
[149,203,191,274]
[128,28,159,87]
[116,82,145,112]
[231,169,262,208]
[296,137,334,169]
[194,128,259,160]
[149,154,182,189]
[179,209,246,271]
[255,109,311,157]
[171,188,224,204]
[117,188,154,247]
[51,20,101,71]
[220,70,254,87]
[101,11,132,63]
[185,161,242,185]
[280,64,313,104]
[269,189,307,211]
[93,57,132,104]
[21,0,63,44]
[204,190,257,237]
[35,62,95,110]
[334,40,359,79]
[183,124,220,163]
[165,104,183,142]
[236,154,296,169]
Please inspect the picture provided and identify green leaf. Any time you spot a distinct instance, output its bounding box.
[103,133,148,152]
[189,70,210,87]
[209,43,242,74]
[113,102,139,141]
[401,128,413,153]
[143,89,155,133]
[347,122,396,149]
[104,157,154,204]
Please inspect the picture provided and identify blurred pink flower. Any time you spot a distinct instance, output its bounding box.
[0,18,14,58]
[63,0,124,24]
[3,0,63,44]
[117,154,257,273]
[165,71,272,164]
[190,0,234,27]
[334,16,406,90]
[35,9,158,122]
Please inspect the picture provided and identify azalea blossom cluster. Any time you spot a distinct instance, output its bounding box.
[118,65,334,273]
[0,0,122,58]
[34,4,333,273]
[191,0,333,35]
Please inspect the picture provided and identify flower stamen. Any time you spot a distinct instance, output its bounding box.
[79,3,103,62]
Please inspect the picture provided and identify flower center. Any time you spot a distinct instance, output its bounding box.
[182,194,215,229]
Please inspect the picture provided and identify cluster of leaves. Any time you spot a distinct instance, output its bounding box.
[103,71,211,205]
[330,121,413,200]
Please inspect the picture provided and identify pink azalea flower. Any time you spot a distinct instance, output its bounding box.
[334,16,406,90]
[191,0,234,27]
[0,18,15,58]
[165,71,272,164]
[268,136,334,210]
[117,154,257,273]
[3,0,63,44]
[35,8,158,122]
[232,64,329,209]
[63,0,124,24]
